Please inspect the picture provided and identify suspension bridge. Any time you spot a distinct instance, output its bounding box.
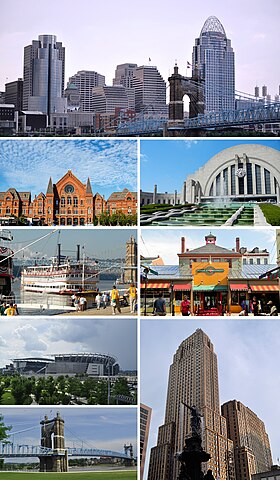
[115,65,280,136]
[0,413,135,472]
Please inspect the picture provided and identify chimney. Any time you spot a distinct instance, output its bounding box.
[77,244,80,261]
[58,243,61,265]
[236,237,240,252]
[181,237,185,253]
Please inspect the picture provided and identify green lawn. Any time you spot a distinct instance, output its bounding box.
[259,203,280,226]
[0,471,136,480]
[1,391,15,405]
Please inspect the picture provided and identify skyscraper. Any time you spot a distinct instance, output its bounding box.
[113,63,137,110]
[23,35,66,116]
[68,70,105,112]
[132,66,167,115]
[140,403,152,480]
[192,16,235,112]
[222,400,272,480]
[148,329,235,480]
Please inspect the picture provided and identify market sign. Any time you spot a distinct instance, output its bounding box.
[196,266,224,275]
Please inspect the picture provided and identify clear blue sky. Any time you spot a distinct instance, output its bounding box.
[1,0,280,95]
[0,407,137,456]
[141,319,280,478]
[0,139,137,199]
[7,228,137,260]
[0,317,137,370]
[141,228,277,264]
[140,139,280,192]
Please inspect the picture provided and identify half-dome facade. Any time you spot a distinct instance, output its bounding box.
[183,144,280,203]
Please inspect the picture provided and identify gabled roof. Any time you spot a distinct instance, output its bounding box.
[182,243,240,256]
[107,189,136,201]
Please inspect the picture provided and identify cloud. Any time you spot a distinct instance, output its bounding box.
[0,139,137,195]
[183,140,198,148]
[0,336,7,346]
[14,324,48,352]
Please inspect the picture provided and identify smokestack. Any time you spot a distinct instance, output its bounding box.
[58,244,61,265]
[236,237,240,252]
[181,237,185,253]
[77,244,80,261]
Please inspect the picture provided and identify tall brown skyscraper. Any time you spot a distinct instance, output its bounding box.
[222,400,272,480]
[148,329,235,480]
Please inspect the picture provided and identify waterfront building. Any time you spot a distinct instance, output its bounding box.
[148,329,235,480]
[140,233,279,315]
[192,16,235,112]
[222,400,272,480]
[5,78,23,111]
[132,66,167,114]
[140,404,152,480]
[141,144,280,206]
[23,35,66,117]
[68,70,105,112]
[0,171,137,226]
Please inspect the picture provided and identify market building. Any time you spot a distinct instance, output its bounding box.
[141,233,279,316]
[0,171,137,226]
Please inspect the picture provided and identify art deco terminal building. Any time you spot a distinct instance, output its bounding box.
[148,329,235,480]
[141,144,280,207]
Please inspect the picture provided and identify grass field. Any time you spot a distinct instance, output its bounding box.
[0,471,136,479]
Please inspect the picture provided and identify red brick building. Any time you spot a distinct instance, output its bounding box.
[0,171,136,226]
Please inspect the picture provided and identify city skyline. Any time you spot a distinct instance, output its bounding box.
[0,407,137,456]
[0,317,137,370]
[141,320,280,479]
[0,139,137,199]
[1,0,279,98]
[140,139,280,193]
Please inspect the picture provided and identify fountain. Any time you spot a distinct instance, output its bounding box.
[176,404,215,480]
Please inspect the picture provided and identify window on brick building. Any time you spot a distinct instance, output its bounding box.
[73,197,78,207]
[61,197,65,206]
[88,208,91,214]
[80,200,84,206]
[6,207,10,214]
[6,197,11,201]
[67,197,72,205]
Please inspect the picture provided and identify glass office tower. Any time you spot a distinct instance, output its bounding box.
[192,16,235,113]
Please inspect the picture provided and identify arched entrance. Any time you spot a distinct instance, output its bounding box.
[168,65,204,125]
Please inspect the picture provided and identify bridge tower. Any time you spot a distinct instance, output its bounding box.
[124,443,135,466]
[123,235,137,284]
[168,64,204,127]
[39,412,68,472]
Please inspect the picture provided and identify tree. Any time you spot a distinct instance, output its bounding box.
[0,414,12,442]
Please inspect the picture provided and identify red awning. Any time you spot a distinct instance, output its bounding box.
[173,284,191,291]
[230,284,248,291]
[140,282,170,289]
[250,285,279,292]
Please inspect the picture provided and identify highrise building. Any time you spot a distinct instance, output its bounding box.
[91,85,129,114]
[23,35,66,116]
[140,403,152,480]
[192,16,235,112]
[132,66,167,114]
[148,329,235,480]
[5,78,23,110]
[222,400,272,480]
[113,63,137,110]
[69,70,105,112]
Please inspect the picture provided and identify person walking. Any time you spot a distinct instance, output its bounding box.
[110,286,121,315]
[102,292,107,309]
[267,300,278,316]
[127,283,137,313]
[180,295,191,316]
[153,292,166,316]
[95,293,101,310]
[79,296,87,312]
[4,303,16,316]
